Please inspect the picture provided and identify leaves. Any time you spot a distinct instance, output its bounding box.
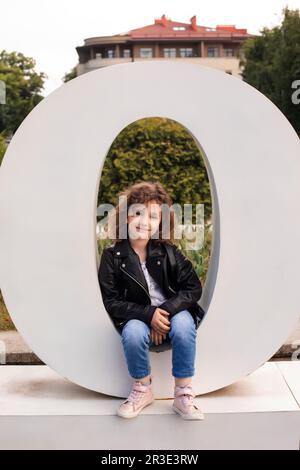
[241,7,300,135]
[0,133,7,165]
[97,117,211,220]
[0,49,47,134]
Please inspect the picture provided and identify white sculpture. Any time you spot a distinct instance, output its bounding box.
[0,61,300,398]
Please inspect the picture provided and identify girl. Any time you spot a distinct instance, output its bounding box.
[98,181,205,420]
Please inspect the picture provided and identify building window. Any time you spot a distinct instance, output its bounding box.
[224,48,234,57]
[207,47,219,57]
[140,48,153,58]
[180,48,194,57]
[163,48,176,58]
[123,49,131,58]
[107,49,115,58]
[173,26,186,31]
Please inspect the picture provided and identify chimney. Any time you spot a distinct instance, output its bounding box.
[161,14,168,26]
[155,14,169,27]
[190,15,197,31]
[216,25,248,34]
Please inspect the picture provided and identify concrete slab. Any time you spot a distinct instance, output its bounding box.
[276,361,300,408]
[0,362,300,449]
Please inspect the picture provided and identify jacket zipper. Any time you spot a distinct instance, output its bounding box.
[119,266,152,303]
[120,265,177,297]
[168,284,177,294]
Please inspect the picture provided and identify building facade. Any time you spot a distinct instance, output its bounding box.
[76,14,256,78]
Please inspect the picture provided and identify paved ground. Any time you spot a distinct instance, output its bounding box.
[0,330,42,363]
[1,318,300,364]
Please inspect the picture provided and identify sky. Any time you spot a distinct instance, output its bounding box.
[1,0,299,96]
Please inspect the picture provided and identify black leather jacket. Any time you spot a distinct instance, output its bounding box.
[98,237,205,334]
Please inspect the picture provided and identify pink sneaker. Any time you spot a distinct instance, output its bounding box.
[173,385,204,420]
[117,377,154,419]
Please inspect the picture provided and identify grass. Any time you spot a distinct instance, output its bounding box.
[0,290,15,330]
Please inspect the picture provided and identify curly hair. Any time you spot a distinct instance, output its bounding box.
[106,180,177,245]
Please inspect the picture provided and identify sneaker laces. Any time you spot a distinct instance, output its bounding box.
[175,386,197,409]
[182,394,195,408]
[126,381,150,405]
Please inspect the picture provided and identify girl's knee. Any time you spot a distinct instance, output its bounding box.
[121,319,150,344]
[170,310,196,335]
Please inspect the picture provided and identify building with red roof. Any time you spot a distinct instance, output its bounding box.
[76,14,256,78]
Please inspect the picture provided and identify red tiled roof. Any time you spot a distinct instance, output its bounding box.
[114,14,253,39]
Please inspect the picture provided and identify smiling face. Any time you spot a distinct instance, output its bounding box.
[127,199,162,240]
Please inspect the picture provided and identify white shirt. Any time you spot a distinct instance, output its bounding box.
[140,261,168,306]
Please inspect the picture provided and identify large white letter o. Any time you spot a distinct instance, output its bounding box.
[0,61,300,397]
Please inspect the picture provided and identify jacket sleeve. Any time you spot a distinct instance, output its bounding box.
[98,248,157,328]
[158,245,202,318]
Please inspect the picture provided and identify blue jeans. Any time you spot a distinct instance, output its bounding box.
[121,309,197,379]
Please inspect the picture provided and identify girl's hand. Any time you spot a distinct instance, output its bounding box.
[151,327,167,345]
[150,308,170,335]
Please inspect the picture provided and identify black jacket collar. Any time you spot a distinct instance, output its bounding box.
[112,237,167,293]
[112,237,165,259]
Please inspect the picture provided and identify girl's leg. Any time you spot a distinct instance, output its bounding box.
[121,319,152,384]
[168,309,197,385]
[175,376,193,387]
[118,319,155,419]
[168,312,204,419]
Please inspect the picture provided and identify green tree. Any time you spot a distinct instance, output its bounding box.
[240,7,300,135]
[97,117,211,221]
[0,133,7,165]
[0,50,47,134]
[63,66,77,82]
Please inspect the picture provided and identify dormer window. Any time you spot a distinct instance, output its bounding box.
[173,26,186,31]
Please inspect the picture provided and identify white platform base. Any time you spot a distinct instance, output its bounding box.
[0,361,300,450]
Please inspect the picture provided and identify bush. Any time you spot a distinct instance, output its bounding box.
[0,133,7,165]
